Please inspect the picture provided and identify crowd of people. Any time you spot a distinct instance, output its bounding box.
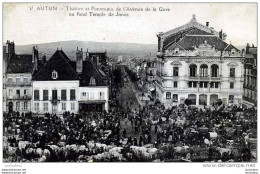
[3,101,257,162]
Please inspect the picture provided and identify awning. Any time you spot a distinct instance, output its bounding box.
[149,87,155,91]
[78,100,106,104]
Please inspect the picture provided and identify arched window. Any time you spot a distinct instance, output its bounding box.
[188,94,196,105]
[200,64,208,77]
[189,64,197,77]
[199,94,207,105]
[89,77,96,86]
[210,94,218,105]
[211,64,219,77]
[52,70,58,79]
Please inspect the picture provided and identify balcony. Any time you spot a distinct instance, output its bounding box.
[200,76,210,81]
[244,84,257,91]
[7,95,31,100]
[211,77,221,81]
[188,75,221,81]
[243,96,257,105]
[6,81,31,86]
[189,76,199,80]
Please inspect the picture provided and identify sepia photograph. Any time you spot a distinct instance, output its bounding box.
[1,2,258,168]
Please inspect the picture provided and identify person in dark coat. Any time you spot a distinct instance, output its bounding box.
[139,135,143,146]
[123,129,127,137]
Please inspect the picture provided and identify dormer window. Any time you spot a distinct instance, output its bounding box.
[89,77,96,86]
[52,70,58,79]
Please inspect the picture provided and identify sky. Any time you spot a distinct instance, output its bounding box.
[3,3,257,46]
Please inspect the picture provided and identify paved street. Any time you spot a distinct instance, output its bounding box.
[117,81,141,111]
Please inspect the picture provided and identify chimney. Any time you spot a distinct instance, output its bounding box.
[5,40,15,66]
[206,22,209,27]
[42,55,47,64]
[191,14,196,22]
[33,46,39,71]
[219,29,223,39]
[246,43,250,53]
[6,40,15,57]
[86,49,89,60]
[93,55,99,67]
[76,47,83,74]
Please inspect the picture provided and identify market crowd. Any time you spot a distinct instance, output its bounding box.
[3,103,257,162]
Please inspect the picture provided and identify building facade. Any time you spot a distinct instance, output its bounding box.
[3,41,37,113]
[154,15,245,108]
[32,48,109,114]
[243,44,257,107]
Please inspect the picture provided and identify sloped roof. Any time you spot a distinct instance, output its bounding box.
[248,47,257,55]
[161,15,240,52]
[166,35,240,52]
[224,44,240,52]
[32,50,79,81]
[7,54,33,73]
[162,15,218,39]
[79,60,108,86]
[163,27,214,49]
[177,35,228,50]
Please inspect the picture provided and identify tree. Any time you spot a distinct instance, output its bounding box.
[113,68,122,84]
[184,99,192,106]
[216,99,223,106]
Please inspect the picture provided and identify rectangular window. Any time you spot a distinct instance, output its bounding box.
[174,82,178,88]
[61,90,67,100]
[82,92,86,98]
[204,82,208,88]
[24,89,27,95]
[62,103,66,110]
[172,94,178,101]
[166,92,171,99]
[90,92,94,99]
[16,77,20,83]
[43,90,48,100]
[34,103,39,112]
[8,89,12,96]
[230,82,234,89]
[21,102,24,110]
[210,82,214,88]
[16,102,20,110]
[34,90,39,100]
[16,90,20,96]
[52,90,57,100]
[199,82,203,88]
[24,77,28,84]
[100,92,105,99]
[70,89,75,100]
[215,83,219,88]
[7,78,12,85]
[193,82,197,88]
[43,102,48,111]
[173,67,179,76]
[71,102,75,110]
[24,102,28,110]
[188,81,192,88]
[229,95,234,103]
[230,68,235,77]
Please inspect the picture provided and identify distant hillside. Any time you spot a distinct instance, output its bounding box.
[14,40,157,61]
[13,41,247,61]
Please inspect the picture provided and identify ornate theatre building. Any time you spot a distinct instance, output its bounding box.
[155,15,245,108]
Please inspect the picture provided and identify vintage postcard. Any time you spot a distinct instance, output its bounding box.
[1,2,258,173]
